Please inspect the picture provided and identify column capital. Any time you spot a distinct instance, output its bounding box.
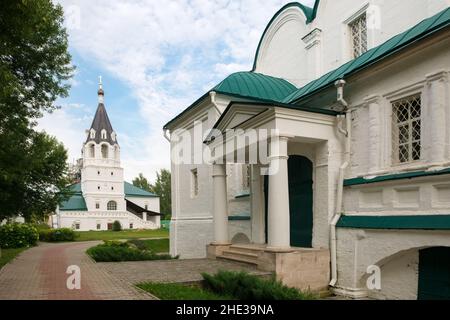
[363,94,381,106]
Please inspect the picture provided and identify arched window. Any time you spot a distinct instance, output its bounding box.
[89,144,95,158]
[107,201,117,211]
[111,132,116,142]
[101,144,109,158]
[101,129,107,140]
[90,129,96,139]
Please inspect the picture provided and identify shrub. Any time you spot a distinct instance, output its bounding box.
[0,223,39,249]
[39,228,78,242]
[127,239,147,250]
[112,220,122,232]
[202,270,316,300]
[86,241,176,262]
[33,223,51,232]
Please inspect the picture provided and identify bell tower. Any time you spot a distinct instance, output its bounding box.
[81,77,126,213]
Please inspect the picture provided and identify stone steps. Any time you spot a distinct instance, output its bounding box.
[217,245,263,266]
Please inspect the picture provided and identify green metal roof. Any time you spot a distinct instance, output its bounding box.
[59,182,157,211]
[163,72,297,129]
[59,183,87,211]
[337,215,450,230]
[59,195,88,212]
[213,72,297,102]
[251,1,320,71]
[124,182,157,198]
[284,7,450,103]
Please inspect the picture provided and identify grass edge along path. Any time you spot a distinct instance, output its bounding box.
[75,229,169,242]
[0,247,27,270]
[137,282,232,300]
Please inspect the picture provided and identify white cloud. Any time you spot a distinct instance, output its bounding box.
[47,0,316,182]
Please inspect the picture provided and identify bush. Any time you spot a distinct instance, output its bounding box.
[127,239,148,250]
[112,220,122,232]
[86,241,176,262]
[39,228,78,242]
[202,270,316,300]
[0,223,39,249]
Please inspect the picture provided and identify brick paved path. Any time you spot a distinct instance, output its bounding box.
[0,242,154,300]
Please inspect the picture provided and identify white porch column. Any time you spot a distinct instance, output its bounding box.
[251,164,265,244]
[143,212,147,221]
[267,136,291,249]
[212,163,230,245]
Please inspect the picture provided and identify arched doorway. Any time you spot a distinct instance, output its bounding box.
[264,155,313,248]
[418,247,450,300]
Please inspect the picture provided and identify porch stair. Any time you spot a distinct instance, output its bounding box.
[217,244,266,266]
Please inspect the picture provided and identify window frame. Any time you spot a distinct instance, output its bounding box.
[107,200,118,211]
[391,93,423,165]
[348,11,368,59]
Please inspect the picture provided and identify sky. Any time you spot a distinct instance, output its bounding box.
[38,0,316,183]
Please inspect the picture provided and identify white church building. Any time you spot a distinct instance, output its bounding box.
[55,81,161,231]
[164,1,450,300]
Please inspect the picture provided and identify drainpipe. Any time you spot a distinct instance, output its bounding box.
[163,129,171,142]
[330,79,351,287]
[209,91,222,115]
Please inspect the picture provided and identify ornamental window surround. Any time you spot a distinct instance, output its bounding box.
[391,94,422,164]
[107,200,117,211]
[349,12,368,58]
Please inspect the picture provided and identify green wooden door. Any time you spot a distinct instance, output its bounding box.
[288,156,313,248]
[264,155,313,248]
[418,247,450,300]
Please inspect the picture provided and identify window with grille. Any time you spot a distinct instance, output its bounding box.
[392,95,422,164]
[107,200,117,211]
[349,13,367,58]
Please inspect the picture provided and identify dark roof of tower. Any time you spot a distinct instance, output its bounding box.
[86,102,117,145]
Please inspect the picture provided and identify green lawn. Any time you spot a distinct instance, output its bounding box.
[137,282,231,300]
[75,229,169,242]
[0,248,27,270]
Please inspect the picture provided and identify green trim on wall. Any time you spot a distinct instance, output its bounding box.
[251,1,320,71]
[337,215,450,230]
[344,168,450,187]
[228,216,251,221]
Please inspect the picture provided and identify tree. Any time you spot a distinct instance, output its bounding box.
[0,0,73,221]
[150,169,172,220]
[132,173,152,192]
[133,170,172,220]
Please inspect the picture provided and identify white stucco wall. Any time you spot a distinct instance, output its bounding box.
[58,211,159,231]
[254,0,449,90]
[335,35,450,298]
[167,1,450,299]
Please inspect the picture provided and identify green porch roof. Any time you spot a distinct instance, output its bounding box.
[163,71,297,129]
[283,7,450,103]
[59,182,157,212]
[213,72,297,102]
